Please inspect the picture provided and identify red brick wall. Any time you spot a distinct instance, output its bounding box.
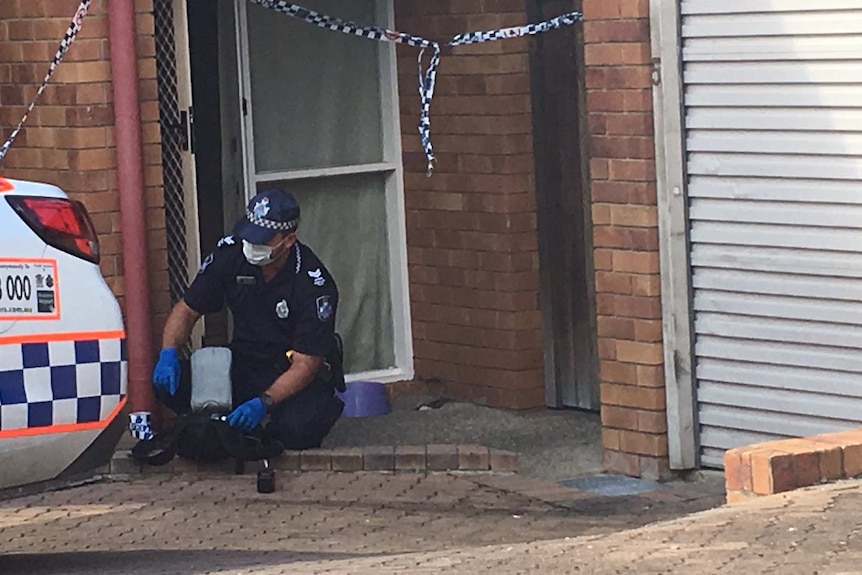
[0,0,170,354]
[3,0,672,479]
[583,0,669,479]
[395,2,545,410]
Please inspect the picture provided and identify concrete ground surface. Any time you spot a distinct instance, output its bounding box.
[5,468,849,575]
[324,399,603,481]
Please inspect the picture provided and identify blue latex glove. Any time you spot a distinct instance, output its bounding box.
[152,348,181,396]
[227,398,267,433]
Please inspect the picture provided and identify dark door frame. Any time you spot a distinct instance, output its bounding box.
[528,0,599,410]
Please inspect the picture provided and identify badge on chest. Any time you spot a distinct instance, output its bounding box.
[275,299,290,319]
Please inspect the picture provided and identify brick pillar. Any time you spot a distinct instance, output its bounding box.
[583,1,670,479]
[395,3,545,410]
[0,0,169,350]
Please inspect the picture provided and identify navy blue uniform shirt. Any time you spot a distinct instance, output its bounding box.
[183,236,338,360]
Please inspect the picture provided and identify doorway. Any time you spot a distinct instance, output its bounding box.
[184,0,239,348]
[528,0,599,410]
[175,0,415,380]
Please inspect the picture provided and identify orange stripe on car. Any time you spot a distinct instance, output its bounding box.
[0,329,126,346]
[0,397,127,439]
[0,178,15,193]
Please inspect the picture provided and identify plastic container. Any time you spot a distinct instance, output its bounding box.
[190,347,233,413]
[335,381,391,418]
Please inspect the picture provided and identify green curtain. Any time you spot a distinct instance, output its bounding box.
[245,0,396,374]
[265,174,395,374]
[246,0,383,172]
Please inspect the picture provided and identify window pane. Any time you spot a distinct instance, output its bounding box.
[258,173,395,373]
[247,0,385,172]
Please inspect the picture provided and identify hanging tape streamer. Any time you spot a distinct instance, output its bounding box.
[248,0,442,175]
[0,0,581,176]
[0,0,91,164]
[250,0,582,176]
[448,13,584,46]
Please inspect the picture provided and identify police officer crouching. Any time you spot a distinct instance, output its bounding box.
[152,189,344,451]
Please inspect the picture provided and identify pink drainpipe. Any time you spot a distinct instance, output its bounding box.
[108,0,156,415]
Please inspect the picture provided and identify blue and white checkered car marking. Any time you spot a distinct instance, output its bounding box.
[0,336,127,435]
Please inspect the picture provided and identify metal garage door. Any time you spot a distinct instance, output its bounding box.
[681,1,862,467]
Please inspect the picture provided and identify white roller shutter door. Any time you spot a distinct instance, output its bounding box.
[680,1,862,468]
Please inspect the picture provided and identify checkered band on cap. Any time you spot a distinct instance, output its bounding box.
[245,209,299,233]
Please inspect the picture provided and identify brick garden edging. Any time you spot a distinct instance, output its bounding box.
[724,430,862,504]
[110,444,519,477]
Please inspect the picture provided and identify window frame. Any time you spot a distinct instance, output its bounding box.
[234,0,413,383]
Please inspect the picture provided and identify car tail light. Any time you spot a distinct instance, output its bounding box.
[6,196,100,264]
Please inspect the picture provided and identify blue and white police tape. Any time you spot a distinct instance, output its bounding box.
[0,0,91,164]
[425,10,587,171]
[448,13,583,46]
[0,0,582,176]
[248,0,444,175]
[249,0,582,175]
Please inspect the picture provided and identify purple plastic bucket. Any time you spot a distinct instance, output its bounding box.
[336,381,391,418]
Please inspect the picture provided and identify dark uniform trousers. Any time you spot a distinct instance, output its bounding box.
[156,350,344,451]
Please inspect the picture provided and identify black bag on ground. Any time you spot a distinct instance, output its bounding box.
[131,412,284,467]
[175,413,234,463]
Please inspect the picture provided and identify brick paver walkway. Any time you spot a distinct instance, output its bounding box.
[2,472,856,574]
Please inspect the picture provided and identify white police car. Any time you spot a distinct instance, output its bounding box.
[0,178,127,491]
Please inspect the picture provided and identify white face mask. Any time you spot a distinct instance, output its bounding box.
[242,240,275,266]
